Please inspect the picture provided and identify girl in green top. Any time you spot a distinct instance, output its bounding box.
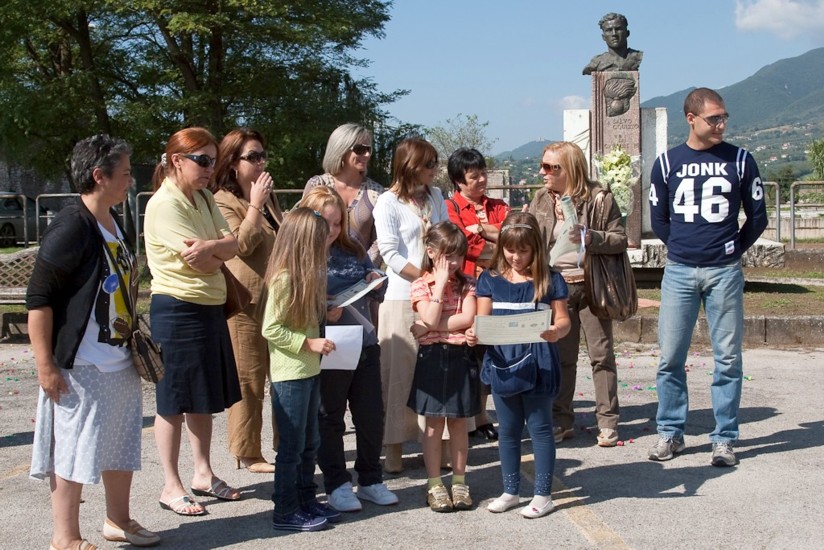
[262,207,340,532]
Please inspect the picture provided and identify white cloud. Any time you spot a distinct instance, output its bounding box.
[735,0,824,39]
[559,95,588,110]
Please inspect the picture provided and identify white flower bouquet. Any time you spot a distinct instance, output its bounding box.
[593,145,639,217]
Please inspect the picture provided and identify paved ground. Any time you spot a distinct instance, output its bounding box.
[2,341,823,549]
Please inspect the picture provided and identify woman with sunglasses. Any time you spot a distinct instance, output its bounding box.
[373,137,448,473]
[529,141,626,449]
[210,128,284,475]
[144,127,242,516]
[303,123,385,265]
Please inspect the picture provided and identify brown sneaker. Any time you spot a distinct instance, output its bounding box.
[426,484,453,512]
[451,483,472,510]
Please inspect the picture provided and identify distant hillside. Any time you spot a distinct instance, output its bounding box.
[642,47,824,144]
[495,140,551,161]
[500,48,824,177]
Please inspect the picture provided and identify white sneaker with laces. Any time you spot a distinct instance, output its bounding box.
[328,482,362,512]
[356,482,399,506]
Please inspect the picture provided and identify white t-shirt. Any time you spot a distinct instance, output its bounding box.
[75,223,133,373]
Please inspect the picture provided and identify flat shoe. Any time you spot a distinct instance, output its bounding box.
[103,518,161,547]
[520,497,555,519]
[159,495,205,516]
[475,423,499,440]
[191,479,241,501]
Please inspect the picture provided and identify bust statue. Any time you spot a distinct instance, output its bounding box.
[582,12,643,75]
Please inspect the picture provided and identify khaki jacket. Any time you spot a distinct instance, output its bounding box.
[214,189,283,322]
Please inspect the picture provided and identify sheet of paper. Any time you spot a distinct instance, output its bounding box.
[474,310,552,345]
[320,325,363,370]
[327,277,387,308]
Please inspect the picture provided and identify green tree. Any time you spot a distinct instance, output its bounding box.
[0,0,405,189]
[808,138,824,180]
[767,164,796,202]
[426,113,497,162]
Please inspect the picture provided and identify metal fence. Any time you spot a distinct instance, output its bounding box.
[4,181,818,250]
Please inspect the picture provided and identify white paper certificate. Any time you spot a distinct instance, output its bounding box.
[327,277,387,308]
[320,325,363,370]
[474,310,552,345]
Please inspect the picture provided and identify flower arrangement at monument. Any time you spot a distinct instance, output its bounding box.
[594,145,638,217]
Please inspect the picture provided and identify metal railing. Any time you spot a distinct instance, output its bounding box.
[2,181,800,249]
[0,193,32,246]
[789,181,824,249]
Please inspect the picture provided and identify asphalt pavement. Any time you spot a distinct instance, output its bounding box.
[1,341,822,549]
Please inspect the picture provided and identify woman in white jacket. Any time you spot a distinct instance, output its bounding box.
[373,137,448,473]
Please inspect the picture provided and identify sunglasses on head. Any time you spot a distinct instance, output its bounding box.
[181,153,216,168]
[239,150,267,164]
[540,163,562,173]
[351,144,372,155]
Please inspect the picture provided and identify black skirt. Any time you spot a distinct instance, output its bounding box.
[151,294,241,416]
[407,343,481,418]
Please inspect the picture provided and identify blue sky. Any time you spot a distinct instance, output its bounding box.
[353,0,824,155]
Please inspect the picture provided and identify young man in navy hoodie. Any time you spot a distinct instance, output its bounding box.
[647,87,768,467]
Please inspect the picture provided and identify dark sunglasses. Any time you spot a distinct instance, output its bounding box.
[698,113,730,127]
[239,151,267,164]
[425,159,439,169]
[351,144,372,155]
[540,163,562,173]
[181,153,216,168]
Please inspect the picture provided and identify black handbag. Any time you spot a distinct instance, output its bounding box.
[583,190,638,321]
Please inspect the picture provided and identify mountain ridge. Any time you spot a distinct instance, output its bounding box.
[498,47,824,163]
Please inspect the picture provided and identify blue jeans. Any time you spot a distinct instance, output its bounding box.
[656,261,744,443]
[492,392,555,496]
[271,376,321,514]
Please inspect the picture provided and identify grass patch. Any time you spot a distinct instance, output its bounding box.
[636,279,824,316]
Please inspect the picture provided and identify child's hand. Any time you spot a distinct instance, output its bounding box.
[432,254,450,287]
[465,326,478,347]
[540,325,560,343]
[326,307,343,323]
[410,320,429,339]
[306,338,336,356]
[365,271,385,289]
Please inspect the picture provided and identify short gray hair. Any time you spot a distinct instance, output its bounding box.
[322,123,372,175]
[70,134,132,194]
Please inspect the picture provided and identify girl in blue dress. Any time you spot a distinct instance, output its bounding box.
[467,212,570,519]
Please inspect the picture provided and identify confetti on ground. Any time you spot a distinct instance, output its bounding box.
[633,385,642,390]
[617,441,624,446]
[744,375,753,381]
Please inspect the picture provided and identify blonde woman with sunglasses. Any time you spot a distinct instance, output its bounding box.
[304,123,385,265]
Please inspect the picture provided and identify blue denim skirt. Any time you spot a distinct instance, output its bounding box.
[151,294,241,416]
[407,343,481,418]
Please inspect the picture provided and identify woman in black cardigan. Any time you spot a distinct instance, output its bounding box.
[28,135,160,549]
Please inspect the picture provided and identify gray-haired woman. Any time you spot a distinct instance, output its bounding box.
[28,135,160,549]
[303,123,385,264]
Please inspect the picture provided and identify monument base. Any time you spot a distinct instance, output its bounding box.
[628,238,785,269]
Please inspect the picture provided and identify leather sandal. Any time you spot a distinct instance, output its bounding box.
[191,479,241,501]
[50,540,98,550]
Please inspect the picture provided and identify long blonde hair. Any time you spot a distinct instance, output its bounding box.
[542,141,594,203]
[264,207,329,329]
[489,212,550,302]
[298,186,365,260]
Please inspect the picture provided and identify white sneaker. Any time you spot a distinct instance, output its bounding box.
[356,482,399,506]
[328,482,362,512]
